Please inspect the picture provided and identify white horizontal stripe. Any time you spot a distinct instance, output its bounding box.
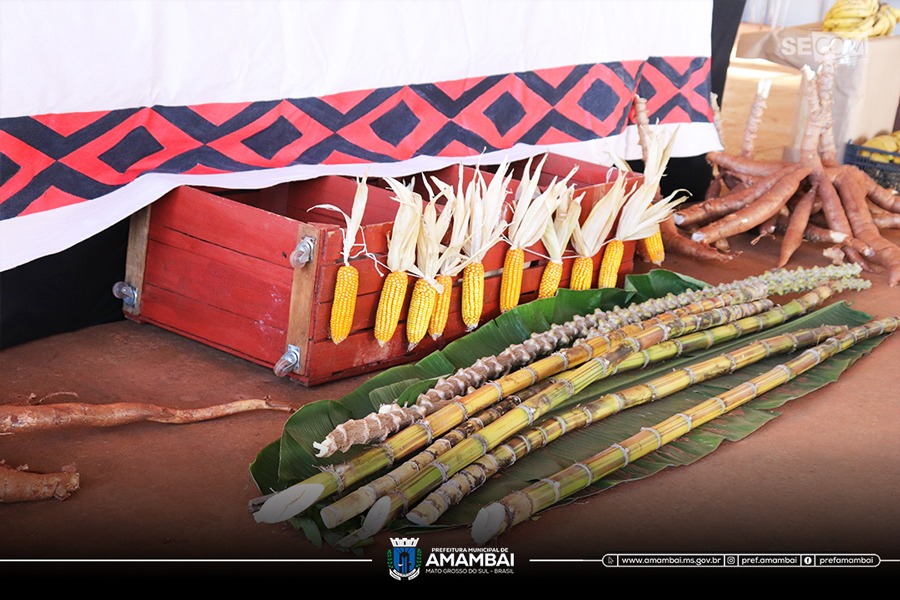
[0,0,712,118]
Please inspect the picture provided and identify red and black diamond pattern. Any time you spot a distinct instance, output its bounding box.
[0,56,710,220]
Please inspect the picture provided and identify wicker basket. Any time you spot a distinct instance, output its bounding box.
[843,141,900,191]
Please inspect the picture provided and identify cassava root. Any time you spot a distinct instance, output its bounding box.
[0,460,80,503]
[1,397,300,434]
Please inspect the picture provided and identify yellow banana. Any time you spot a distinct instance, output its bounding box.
[824,0,879,26]
[825,0,878,20]
[861,134,900,163]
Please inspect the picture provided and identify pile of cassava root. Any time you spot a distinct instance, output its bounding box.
[661,61,900,287]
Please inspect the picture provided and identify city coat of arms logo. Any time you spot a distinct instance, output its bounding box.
[388,537,422,580]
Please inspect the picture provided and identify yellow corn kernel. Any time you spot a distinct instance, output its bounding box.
[597,239,624,289]
[329,264,358,344]
[461,262,485,331]
[428,274,454,340]
[406,278,438,349]
[537,261,563,299]
[637,227,665,265]
[569,256,594,291]
[499,246,524,313]
[374,270,408,346]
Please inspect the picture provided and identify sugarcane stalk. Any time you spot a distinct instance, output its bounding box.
[250,265,869,524]
[361,299,785,532]
[407,323,845,525]
[329,286,834,534]
[328,286,826,533]
[321,379,555,532]
[310,264,869,459]
[470,317,899,544]
[254,288,763,525]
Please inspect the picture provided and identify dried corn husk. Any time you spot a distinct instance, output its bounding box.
[571,172,630,261]
[506,155,569,252]
[309,175,369,266]
[463,162,511,264]
[542,183,583,265]
[382,176,423,274]
[612,127,686,244]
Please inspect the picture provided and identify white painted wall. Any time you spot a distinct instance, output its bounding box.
[742,0,900,28]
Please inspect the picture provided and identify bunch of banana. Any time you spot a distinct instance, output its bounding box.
[858,131,900,163]
[823,0,900,38]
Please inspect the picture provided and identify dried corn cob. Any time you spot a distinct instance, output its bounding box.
[629,95,683,269]
[499,155,568,312]
[538,183,583,298]
[636,226,666,265]
[423,175,471,340]
[460,161,511,329]
[330,266,359,344]
[406,187,454,350]
[309,176,369,344]
[600,109,685,288]
[570,173,630,290]
[373,177,422,346]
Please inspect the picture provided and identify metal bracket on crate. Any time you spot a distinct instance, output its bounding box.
[289,236,316,268]
[273,344,302,377]
[112,281,138,307]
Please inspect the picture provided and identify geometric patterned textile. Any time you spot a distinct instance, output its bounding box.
[0,56,711,220]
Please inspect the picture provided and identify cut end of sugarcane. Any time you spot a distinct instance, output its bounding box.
[405,507,431,527]
[471,503,509,546]
[252,483,326,523]
[363,495,396,533]
[312,439,336,458]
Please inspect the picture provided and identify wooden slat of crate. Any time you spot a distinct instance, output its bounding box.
[123,159,637,387]
[125,186,299,370]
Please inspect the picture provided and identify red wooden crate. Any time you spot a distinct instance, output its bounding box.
[118,157,640,386]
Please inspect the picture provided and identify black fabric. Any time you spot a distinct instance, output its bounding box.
[631,0,747,203]
[0,218,128,349]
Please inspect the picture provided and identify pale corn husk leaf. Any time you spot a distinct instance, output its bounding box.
[308,176,369,266]
[571,173,630,258]
[506,155,546,243]
[383,176,423,273]
[463,161,511,262]
[618,188,687,242]
[507,159,576,251]
[607,152,633,173]
[614,127,686,242]
[507,155,550,249]
[435,180,475,277]
[541,185,583,262]
[410,193,453,292]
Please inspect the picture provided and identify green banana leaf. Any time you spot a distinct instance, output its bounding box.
[247,269,889,548]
